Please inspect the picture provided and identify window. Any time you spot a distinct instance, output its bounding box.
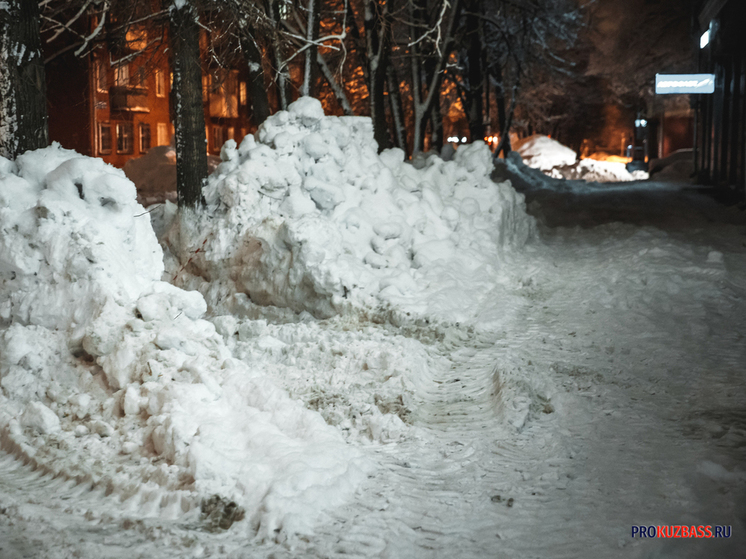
[98,123,112,154]
[139,123,151,152]
[135,67,147,87]
[156,122,169,146]
[114,63,129,87]
[208,70,238,118]
[125,27,147,51]
[212,126,224,152]
[202,75,209,102]
[227,71,238,96]
[239,81,247,106]
[116,122,134,153]
[155,69,166,97]
[227,127,235,140]
[95,60,108,93]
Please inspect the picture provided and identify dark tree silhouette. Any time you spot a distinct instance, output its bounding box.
[0,0,48,159]
[170,0,208,207]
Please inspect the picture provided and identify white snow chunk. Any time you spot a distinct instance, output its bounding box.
[20,402,60,434]
[515,135,577,171]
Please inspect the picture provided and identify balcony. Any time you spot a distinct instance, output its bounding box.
[109,86,149,113]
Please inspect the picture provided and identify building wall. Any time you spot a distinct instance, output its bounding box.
[696,0,746,199]
[46,54,91,156]
[91,50,173,168]
[46,23,255,170]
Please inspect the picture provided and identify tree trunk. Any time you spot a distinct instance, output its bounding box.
[317,52,354,115]
[409,0,461,154]
[170,1,207,208]
[464,1,484,141]
[494,80,515,158]
[0,0,48,159]
[386,63,407,154]
[240,33,271,126]
[269,0,291,110]
[430,100,443,152]
[365,0,390,151]
[301,0,321,97]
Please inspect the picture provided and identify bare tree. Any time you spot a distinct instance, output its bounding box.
[170,0,208,207]
[408,0,461,153]
[0,0,48,159]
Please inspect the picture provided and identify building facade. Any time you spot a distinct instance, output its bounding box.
[695,0,746,201]
[45,18,255,169]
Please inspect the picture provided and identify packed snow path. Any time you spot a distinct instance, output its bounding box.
[1,180,745,558]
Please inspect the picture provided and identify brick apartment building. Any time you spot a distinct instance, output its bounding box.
[45,17,255,169]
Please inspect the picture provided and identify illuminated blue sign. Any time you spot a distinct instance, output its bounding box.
[655,74,715,94]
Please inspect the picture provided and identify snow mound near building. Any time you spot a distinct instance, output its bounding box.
[515,134,577,171]
[0,145,369,539]
[550,157,648,182]
[515,135,648,182]
[174,97,534,323]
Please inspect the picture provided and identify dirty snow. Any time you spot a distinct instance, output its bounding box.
[0,143,371,542]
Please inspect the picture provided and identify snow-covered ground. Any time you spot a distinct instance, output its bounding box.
[1,103,745,558]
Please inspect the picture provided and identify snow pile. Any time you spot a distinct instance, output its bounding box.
[649,149,694,182]
[549,157,648,182]
[515,134,577,171]
[173,97,534,323]
[0,145,369,539]
[515,135,648,182]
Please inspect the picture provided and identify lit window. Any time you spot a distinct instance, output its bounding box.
[139,123,151,152]
[135,67,147,87]
[212,126,224,151]
[202,75,209,102]
[98,123,112,154]
[125,27,147,51]
[228,71,239,95]
[227,127,235,140]
[239,81,247,106]
[114,64,129,87]
[155,69,166,97]
[157,122,169,146]
[208,70,238,118]
[96,60,108,93]
[116,122,134,153]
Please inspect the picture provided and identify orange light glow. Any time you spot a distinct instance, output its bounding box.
[581,153,633,164]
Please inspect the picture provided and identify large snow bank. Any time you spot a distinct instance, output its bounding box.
[515,134,577,171]
[171,97,534,323]
[0,145,369,538]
